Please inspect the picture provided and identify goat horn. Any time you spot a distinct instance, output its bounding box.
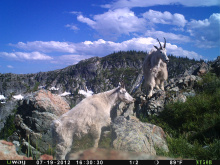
[163,37,166,48]
[157,38,162,49]
[121,81,125,88]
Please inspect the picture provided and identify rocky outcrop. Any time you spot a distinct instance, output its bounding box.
[111,116,169,154]
[135,74,202,116]
[7,90,69,156]
[67,148,173,160]
[31,89,69,116]
[0,100,18,131]
[212,56,220,76]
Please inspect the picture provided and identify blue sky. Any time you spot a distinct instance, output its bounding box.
[0,0,219,74]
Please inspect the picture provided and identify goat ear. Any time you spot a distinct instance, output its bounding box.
[154,46,159,50]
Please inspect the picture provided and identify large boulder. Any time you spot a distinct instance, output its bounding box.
[111,116,169,155]
[8,89,70,155]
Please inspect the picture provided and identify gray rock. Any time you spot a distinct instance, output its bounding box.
[147,90,166,115]
[168,86,179,92]
[7,90,69,156]
[111,102,135,120]
[111,116,169,154]
[0,100,18,131]
[212,56,220,76]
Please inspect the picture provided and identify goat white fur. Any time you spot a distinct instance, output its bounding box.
[51,85,134,160]
[143,38,169,98]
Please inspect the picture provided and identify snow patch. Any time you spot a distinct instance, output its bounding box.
[0,95,6,100]
[78,87,94,97]
[0,95,6,103]
[13,94,24,100]
[49,87,59,91]
[60,92,71,97]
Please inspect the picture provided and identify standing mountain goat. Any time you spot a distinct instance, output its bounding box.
[143,38,169,98]
[51,83,134,160]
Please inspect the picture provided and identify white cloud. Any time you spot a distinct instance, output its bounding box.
[7,37,203,64]
[70,38,154,56]
[166,43,203,59]
[187,13,220,48]
[7,65,14,68]
[69,11,82,15]
[77,8,146,38]
[51,54,93,65]
[103,0,220,9]
[77,15,96,26]
[75,8,189,41]
[144,30,191,43]
[73,37,202,60]
[65,24,79,31]
[10,41,76,53]
[143,10,187,27]
[0,52,53,60]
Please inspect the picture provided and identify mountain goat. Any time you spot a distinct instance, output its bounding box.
[51,83,134,160]
[143,38,169,98]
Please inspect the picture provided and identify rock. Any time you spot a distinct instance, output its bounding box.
[111,116,169,154]
[0,100,18,131]
[136,74,202,117]
[0,140,33,160]
[111,102,135,120]
[40,154,53,160]
[195,62,209,76]
[184,62,209,76]
[174,94,187,103]
[34,89,70,116]
[67,148,173,160]
[136,90,166,116]
[147,90,166,115]
[167,75,201,90]
[183,63,201,76]
[7,89,69,156]
[182,90,196,97]
[212,56,220,76]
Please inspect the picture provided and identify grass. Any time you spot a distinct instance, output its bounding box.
[140,72,220,159]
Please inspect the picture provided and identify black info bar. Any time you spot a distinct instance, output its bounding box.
[1,160,219,165]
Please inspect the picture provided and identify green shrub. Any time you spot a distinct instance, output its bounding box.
[196,72,220,94]
[32,82,40,92]
[0,114,16,139]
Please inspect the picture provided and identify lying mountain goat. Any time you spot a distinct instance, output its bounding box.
[143,38,169,98]
[51,83,134,159]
